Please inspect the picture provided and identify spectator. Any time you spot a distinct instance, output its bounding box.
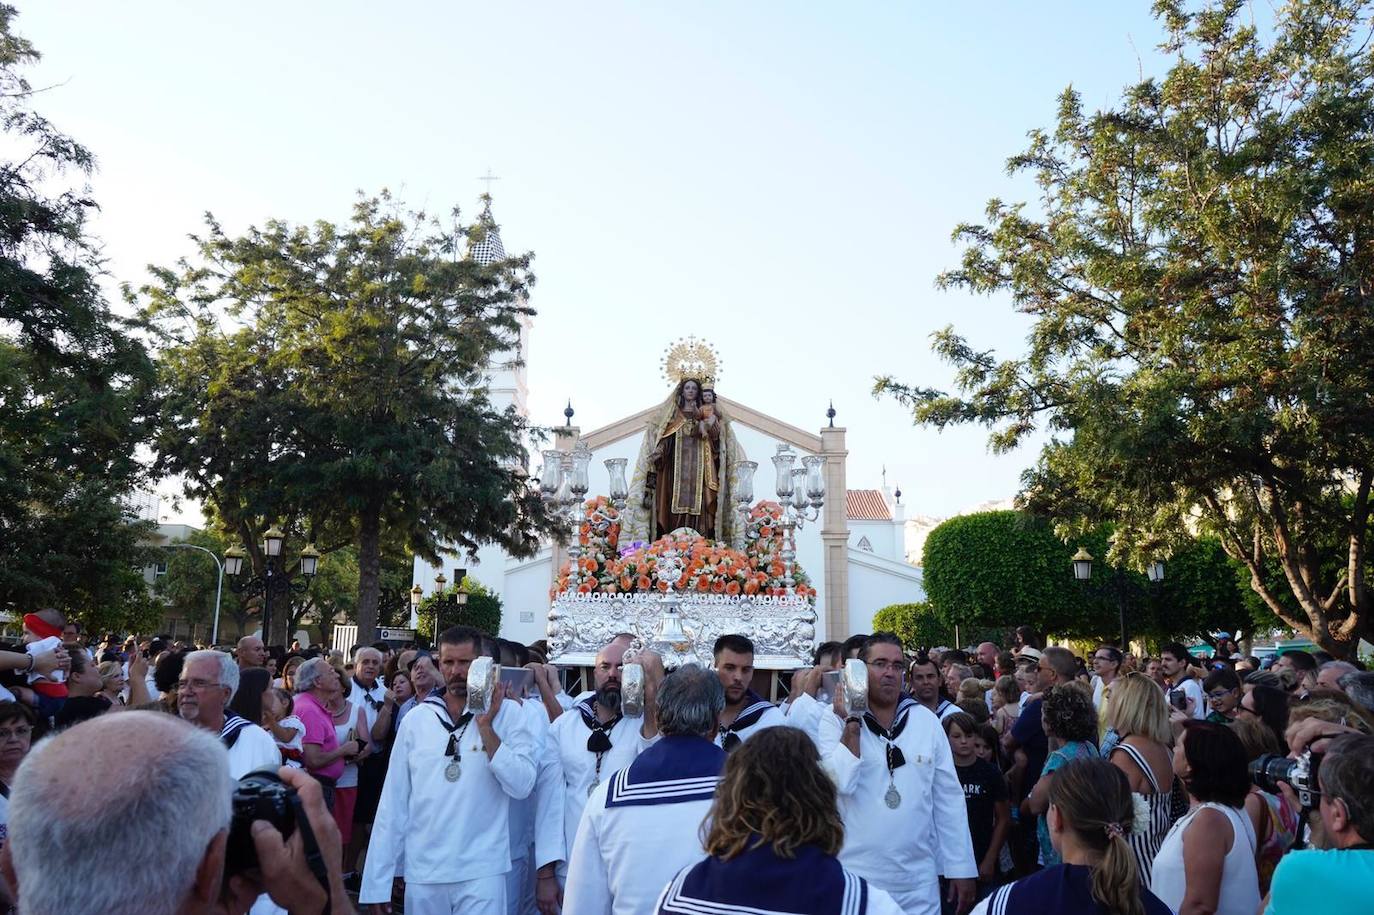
[292,657,361,809]
[1264,734,1374,914]
[1151,721,1260,915]
[327,673,370,856]
[1231,716,1298,895]
[1272,650,1317,699]
[236,635,266,670]
[841,633,868,660]
[1105,672,1177,885]
[0,702,35,851]
[1288,692,1373,736]
[1316,660,1358,692]
[1023,684,1101,868]
[178,650,279,779]
[277,655,304,691]
[1242,669,1282,691]
[1,711,349,915]
[1013,626,1044,655]
[228,666,272,726]
[1159,643,1206,720]
[945,664,974,700]
[96,660,127,706]
[973,757,1171,915]
[957,698,992,726]
[909,653,960,720]
[263,686,305,767]
[1203,668,1242,724]
[944,711,1010,892]
[1090,645,1123,723]
[52,649,116,729]
[1339,670,1374,713]
[1238,684,1290,752]
[976,641,1000,673]
[812,640,843,670]
[991,675,1021,735]
[1144,657,1168,691]
[656,726,902,913]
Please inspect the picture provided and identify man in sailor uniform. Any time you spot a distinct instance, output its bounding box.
[563,663,726,915]
[792,632,977,915]
[712,634,786,750]
[541,638,665,881]
[360,626,538,915]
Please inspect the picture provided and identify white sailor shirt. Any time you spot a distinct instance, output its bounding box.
[544,698,652,863]
[714,690,787,751]
[812,694,976,914]
[564,735,724,915]
[360,695,537,904]
[347,676,387,740]
[221,714,281,779]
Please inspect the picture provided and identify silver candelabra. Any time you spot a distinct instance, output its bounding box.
[539,444,631,592]
[769,444,825,594]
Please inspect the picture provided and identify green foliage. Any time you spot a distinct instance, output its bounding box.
[871,601,955,650]
[415,577,502,644]
[877,0,1374,657]
[0,6,157,626]
[139,192,559,644]
[1153,537,1274,643]
[154,528,244,643]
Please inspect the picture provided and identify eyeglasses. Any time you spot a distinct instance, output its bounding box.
[0,726,31,741]
[177,678,221,692]
[1237,704,1257,716]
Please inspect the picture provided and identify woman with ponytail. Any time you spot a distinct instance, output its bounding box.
[972,757,1171,914]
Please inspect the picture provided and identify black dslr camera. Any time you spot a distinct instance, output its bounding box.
[1249,749,1321,808]
[225,770,299,878]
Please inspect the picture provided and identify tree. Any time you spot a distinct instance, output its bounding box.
[871,601,956,650]
[922,511,1121,639]
[877,0,1374,656]
[140,193,558,644]
[0,6,157,627]
[415,577,502,644]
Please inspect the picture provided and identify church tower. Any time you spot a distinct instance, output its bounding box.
[468,194,531,419]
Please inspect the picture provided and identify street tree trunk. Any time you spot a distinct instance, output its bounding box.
[356,502,382,645]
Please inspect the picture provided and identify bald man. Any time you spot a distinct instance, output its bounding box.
[237,636,266,670]
[1,712,348,915]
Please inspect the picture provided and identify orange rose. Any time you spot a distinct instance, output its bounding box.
[638,576,652,590]
[743,580,759,595]
[725,581,741,595]
[696,577,710,592]
[711,579,725,593]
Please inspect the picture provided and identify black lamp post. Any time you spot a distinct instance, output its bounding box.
[225,526,319,645]
[432,568,468,641]
[1072,547,1163,650]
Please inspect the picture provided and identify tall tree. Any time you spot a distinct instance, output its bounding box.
[141,193,556,644]
[878,0,1374,657]
[0,5,156,627]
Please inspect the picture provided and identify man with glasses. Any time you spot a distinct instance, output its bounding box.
[817,632,976,915]
[177,649,278,778]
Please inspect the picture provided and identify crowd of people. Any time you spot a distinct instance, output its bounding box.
[0,609,1369,915]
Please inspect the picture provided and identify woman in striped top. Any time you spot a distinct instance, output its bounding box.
[1104,673,1176,884]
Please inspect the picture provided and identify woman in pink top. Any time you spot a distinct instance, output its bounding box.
[292,657,361,810]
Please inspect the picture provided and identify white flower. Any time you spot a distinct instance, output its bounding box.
[1130,794,1151,836]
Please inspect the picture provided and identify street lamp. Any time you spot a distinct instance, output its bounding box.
[1072,547,1164,651]
[432,568,468,640]
[409,584,424,628]
[226,527,318,645]
[1147,560,1166,583]
[160,543,226,646]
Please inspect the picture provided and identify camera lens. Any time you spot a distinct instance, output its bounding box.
[1248,753,1296,794]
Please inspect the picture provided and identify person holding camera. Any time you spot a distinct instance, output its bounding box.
[1,711,352,915]
[1263,733,1374,914]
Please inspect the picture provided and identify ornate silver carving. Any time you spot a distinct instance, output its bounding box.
[547,591,816,669]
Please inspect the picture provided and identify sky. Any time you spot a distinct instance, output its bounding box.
[17,1,1176,523]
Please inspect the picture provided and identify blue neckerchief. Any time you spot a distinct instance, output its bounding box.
[658,840,869,914]
[719,691,774,751]
[605,734,724,809]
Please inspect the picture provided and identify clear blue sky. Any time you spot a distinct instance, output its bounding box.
[20,1,1173,521]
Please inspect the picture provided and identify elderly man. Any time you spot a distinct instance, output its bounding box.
[563,664,727,915]
[178,649,278,778]
[361,625,537,915]
[348,646,391,882]
[712,634,785,750]
[237,636,267,670]
[395,651,442,728]
[294,658,362,809]
[794,633,975,914]
[975,642,999,673]
[1,711,350,915]
[1265,734,1374,914]
[1317,660,1359,693]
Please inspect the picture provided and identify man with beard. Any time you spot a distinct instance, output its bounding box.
[361,626,537,915]
[177,649,278,778]
[711,634,785,750]
[541,638,664,889]
[815,633,975,915]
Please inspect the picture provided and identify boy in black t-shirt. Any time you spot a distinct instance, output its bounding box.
[944,712,1010,892]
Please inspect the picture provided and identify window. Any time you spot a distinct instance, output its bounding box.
[154,560,168,577]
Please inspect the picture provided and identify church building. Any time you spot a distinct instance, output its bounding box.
[413,198,924,649]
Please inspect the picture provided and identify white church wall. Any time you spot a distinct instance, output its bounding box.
[502,550,554,645]
[846,548,925,635]
[848,518,900,561]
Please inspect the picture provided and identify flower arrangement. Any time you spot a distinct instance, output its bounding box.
[553,496,815,600]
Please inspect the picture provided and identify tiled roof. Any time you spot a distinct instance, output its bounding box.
[846,489,891,521]
[468,197,507,264]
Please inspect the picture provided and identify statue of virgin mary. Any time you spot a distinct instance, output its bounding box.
[623,377,745,546]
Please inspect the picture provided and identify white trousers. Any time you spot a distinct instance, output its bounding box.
[405,875,506,915]
[505,854,535,915]
[886,881,941,915]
